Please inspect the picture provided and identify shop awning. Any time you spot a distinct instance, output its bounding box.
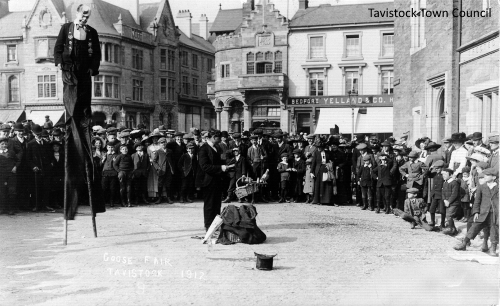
[0,109,25,123]
[355,107,393,133]
[27,110,65,126]
[314,108,358,135]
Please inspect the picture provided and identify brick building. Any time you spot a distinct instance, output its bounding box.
[0,0,216,131]
[393,0,499,143]
[288,1,395,138]
[207,0,289,133]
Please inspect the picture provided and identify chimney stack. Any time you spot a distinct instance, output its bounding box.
[243,0,255,18]
[0,0,10,19]
[199,14,209,40]
[299,0,309,10]
[128,0,140,25]
[176,10,192,39]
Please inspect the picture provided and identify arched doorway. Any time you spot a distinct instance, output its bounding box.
[92,111,106,127]
[438,89,445,142]
[230,100,244,132]
[251,99,281,133]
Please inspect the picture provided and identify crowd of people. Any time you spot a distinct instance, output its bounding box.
[0,116,498,255]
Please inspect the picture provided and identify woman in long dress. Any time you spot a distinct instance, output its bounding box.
[311,142,336,205]
[146,131,162,200]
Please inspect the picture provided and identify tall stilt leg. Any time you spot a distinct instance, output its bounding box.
[85,159,97,238]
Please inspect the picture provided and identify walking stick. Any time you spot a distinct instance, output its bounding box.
[85,159,97,238]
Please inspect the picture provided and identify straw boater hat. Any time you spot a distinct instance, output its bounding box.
[466,152,488,163]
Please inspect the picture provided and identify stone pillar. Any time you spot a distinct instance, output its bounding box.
[492,92,499,132]
[221,106,230,131]
[482,94,491,134]
[200,106,205,130]
[101,43,105,62]
[243,105,251,131]
[215,108,222,130]
[280,105,289,133]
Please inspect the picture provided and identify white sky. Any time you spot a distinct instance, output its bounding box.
[11,0,392,22]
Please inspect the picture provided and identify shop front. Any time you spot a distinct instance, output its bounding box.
[288,94,394,139]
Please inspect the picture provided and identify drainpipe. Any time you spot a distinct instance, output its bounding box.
[455,0,462,133]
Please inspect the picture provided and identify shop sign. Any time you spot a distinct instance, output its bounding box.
[288,95,393,106]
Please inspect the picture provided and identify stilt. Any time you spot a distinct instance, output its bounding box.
[85,159,97,238]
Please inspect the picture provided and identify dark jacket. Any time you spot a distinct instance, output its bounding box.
[442,179,460,206]
[26,139,51,174]
[198,142,223,187]
[226,155,246,179]
[276,142,292,164]
[404,198,427,217]
[54,22,101,75]
[178,152,197,178]
[358,165,373,187]
[293,158,306,178]
[311,150,332,177]
[229,141,248,159]
[167,141,186,164]
[277,162,290,181]
[131,152,149,177]
[399,160,428,188]
[8,136,26,169]
[0,150,16,179]
[102,153,117,176]
[372,163,393,187]
[428,171,444,200]
[356,153,376,178]
[473,184,499,224]
[113,154,133,173]
[152,148,174,177]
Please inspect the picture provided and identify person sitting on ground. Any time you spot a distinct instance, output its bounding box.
[454,168,499,256]
[394,188,434,231]
[441,168,460,236]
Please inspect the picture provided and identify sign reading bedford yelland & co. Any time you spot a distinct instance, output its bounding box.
[288,95,394,107]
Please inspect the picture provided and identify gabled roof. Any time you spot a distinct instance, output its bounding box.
[290,2,394,28]
[209,8,242,33]
[51,0,66,17]
[0,11,28,38]
[139,2,160,32]
[178,29,215,54]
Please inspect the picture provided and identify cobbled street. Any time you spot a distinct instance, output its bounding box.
[1,202,498,306]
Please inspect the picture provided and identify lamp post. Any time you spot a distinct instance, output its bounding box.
[348,89,358,141]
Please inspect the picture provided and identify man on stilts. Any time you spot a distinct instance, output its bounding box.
[54,4,105,232]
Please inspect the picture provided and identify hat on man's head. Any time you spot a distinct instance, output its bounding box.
[0,124,10,131]
[77,4,92,16]
[41,130,50,138]
[466,153,488,163]
[106,127,118,134]
[424,142,441,151]
[13,123,24,132]
[130,130,144,139]
[250,135,258,140]
[381,140,391,147]
[293,149,302,155]
[232,133,241,139]
[472,132,483,141]
[482,168,499,177]
[356,143,367,150]
[274,132,284,138]
[370,144,380,151]
[92,125,103,132]
[441,168,454,175]
[406,188,419,194]
[489,135,499,143]
[462,166,471,174]
[447,132,467,143]
[362,155,371,161]
[232,147,240,152]
[174,132,184,137]
[220,131,229,138]
[442,138,450,143]
[52,129,62,136]
[253,129,263,136]
[32,124,43,135]
[120,131,130,138]
[306,134,315,140]
[183,133,194,140]
[133,142,144,150]
[408,151,419,159]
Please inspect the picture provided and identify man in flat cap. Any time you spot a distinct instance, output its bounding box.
[488,135,499,170]
[54,4,104,219]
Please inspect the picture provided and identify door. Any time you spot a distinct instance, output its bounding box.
[438,89,445,142]
[297,113,311,134]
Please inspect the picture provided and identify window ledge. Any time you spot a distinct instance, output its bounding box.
[306,58,328,62]
[341,56,364,61]
[5,61,19,67]
[378,55,394,60]
[36,97,59,100]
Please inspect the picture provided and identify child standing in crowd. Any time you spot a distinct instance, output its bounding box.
[459,167,471,222]
[277,153,291,203]
[372,154,394,214]
[114,144,134,207]
[292,149,305,203]
[358,155,374,211]
[441,168,460,236]
[178,143,197,203]
[427,160,445,227]
[455,168,498,256]
[303,158,314,203]
[399,151,428,198]
[0,136,17,215]
[131,142,150,205]
[153,137,174,204]
[394,188,434,231]
[224,147,247,203]
[102,141,118,207]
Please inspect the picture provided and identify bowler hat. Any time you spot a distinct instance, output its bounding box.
[441,168,454,175]
[406,188,419,194]
[174,132,184,137]
[31,124,42,135]
[471,132,483,141]
[482,168,499,177]
[41,130,50,138]
[408,151,419,158]
[356,143,367,150]
[447,132,467,143]
[293,149,302,155]
[232,133,241,139]
[424,142,441,151]
[13,123,24,131]
[370,144,380,151]
[220,131,229,138]
[432,160,445,168]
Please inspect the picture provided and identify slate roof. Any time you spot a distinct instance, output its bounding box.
[178,29,215,54]
[139,2,160,32]
[209,8,242,33]
[290,2,394,28]
[0,11,28,38]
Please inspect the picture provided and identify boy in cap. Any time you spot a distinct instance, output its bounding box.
[0,136,17,214]
[441,168,460,235]
[458,167,471,222]
[131,142,150,205]
[178,143,197,203]
[394,188,434,231]
[101,140,119,207]
[358,155,374,210]
[488,135,499,169]
[113,144,134,207]
[454,168,498,256]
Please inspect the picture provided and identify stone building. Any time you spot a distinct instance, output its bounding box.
[393,0,499,142]
[288,0,395,138]
[207,0,289,133]
[0,0,216,131]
